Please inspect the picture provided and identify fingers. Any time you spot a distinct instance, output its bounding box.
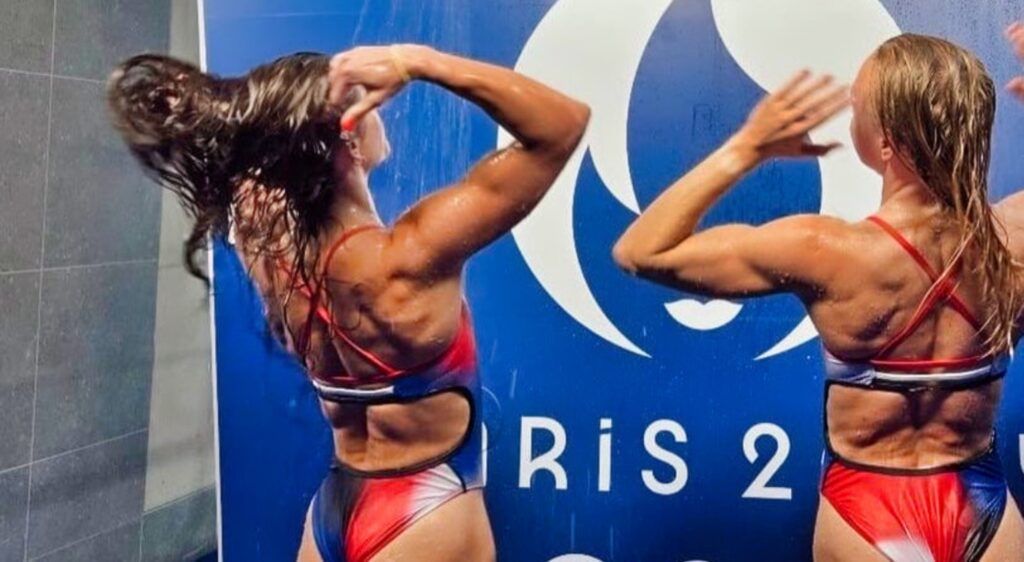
[327,53,350,108]
[774,78,849,139]
[784,74,835,107]
[801,86,851,130]
[774,69,812,102]
[1008,22,1024,58]
[791,76,845,114]
[1008,76,1024,101]
[340,90,388,131]
[776,72,849,130]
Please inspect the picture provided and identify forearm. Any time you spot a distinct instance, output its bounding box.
[614,138,761,267]
[404,46,589,154]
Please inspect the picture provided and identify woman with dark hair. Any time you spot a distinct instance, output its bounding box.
[108,45,589,562]
[614,34,1024,562]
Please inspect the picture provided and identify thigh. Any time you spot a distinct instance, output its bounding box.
[980,493,1024,562]
[370,490,494,562]
[297,504,327,562]
[813,496,888,562]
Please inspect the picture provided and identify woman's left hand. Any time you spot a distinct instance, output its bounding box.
[328,44,420,130]
[1007,22,1024,102]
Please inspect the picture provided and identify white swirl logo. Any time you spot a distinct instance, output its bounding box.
[500,0,900,359]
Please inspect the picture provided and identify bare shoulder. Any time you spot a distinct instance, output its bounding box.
[993,191,1024,261]
[772,214,877,288]
[765,213,861,251]
[319,225,394,287]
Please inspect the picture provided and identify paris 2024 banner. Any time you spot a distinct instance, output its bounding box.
[207,1,1024,560]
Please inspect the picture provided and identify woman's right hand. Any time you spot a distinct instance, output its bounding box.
[731,70,849,160]
[1008,22,1024,102]
[328,44,423,130]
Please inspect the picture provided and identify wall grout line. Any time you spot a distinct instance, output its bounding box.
[50,73,103,84]
[0,268,42,277]
[26,519,141,562]
[23,0,58,558]
[0,66,103,84]
[1,258,160,279]
[45,258,158,272]
[0,425,153,477]
[0,461,31,478]
[0,67,48,79]
[31,428,149,467]
[143,483,217,516]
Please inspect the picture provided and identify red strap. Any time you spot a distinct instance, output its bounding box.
[866,216,981,329]
[320,313,403,377]
[317,306,473,385]
[310,224,402,376]
[866,216,983,358]
[277,224,467,382]
[871,354,990,372]
[274,224,393,376]
[321,224,383,274]
[271,260,318,356]
[874,264,960,357]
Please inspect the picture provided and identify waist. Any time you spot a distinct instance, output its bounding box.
[320,387,478,477]
[822,434,1002,476]
[825,381,1001,472]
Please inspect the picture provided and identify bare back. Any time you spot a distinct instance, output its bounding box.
[808,210,1007,469]
[235,213,473,474]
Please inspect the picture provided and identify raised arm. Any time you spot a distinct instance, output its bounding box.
[1007,22,1024,101]
[995,22,1024,262]
[328,45,590,276]
[612,71,849,298]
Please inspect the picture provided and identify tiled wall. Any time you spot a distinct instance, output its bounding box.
[140,0,217,559]
[0,1,188,560]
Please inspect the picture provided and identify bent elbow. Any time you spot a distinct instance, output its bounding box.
[612,238,645,276]
[569,101,591,138]
[571,102,591,142]
[554,101,591,157]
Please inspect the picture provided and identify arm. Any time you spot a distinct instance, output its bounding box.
[994,192,1024,263]
[329,45,590,276]
[613,71,849,298]
[1008,22,1024,101]
[995,23,1024,260]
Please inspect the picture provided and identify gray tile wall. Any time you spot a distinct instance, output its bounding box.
[0,1,171,561]
[141,487,217,562]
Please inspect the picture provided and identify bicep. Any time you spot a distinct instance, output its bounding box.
[635,216,835,299]
[389,141,573,274]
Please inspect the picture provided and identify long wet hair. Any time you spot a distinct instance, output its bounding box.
[106,52,344,283]
[871,33,1023,355]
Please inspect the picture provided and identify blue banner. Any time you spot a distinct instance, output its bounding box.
[208,1,1024,560]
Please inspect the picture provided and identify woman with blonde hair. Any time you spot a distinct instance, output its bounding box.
[615,33,1024,561]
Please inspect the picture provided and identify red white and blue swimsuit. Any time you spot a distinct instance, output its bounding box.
[280,226,484,562]
[820,216,1008,562]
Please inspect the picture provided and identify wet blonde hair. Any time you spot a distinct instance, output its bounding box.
[871,33,1022,354]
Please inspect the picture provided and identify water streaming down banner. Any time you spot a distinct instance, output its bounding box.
[207,1,1024,560]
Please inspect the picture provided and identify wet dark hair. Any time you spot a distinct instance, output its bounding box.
[106,52,344,283]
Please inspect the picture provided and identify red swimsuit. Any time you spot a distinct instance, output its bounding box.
[275,225,484,562]
[820,216,1008,562]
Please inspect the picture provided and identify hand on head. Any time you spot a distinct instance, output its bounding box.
[733,70,850,160]
[1007,22,1024,102]
[328,45,415,131]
